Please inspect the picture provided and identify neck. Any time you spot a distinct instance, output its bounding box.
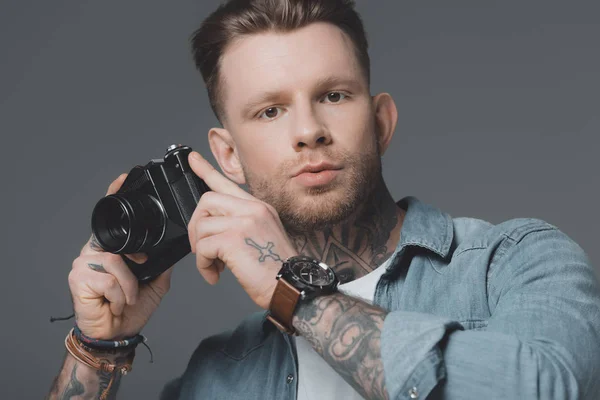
[288,178,405,284]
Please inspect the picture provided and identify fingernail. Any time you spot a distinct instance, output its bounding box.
[191,152,201,160]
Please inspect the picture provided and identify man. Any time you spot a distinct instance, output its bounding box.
[47,0,600,399]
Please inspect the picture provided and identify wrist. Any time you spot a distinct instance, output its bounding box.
[268,256,339,335]
[74,325,144,352]
[65,328,135,375]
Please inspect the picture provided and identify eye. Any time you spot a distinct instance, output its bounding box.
[259,107,283,120]
[322,92,348,104]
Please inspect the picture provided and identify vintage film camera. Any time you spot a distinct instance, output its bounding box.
[91,145,210,282]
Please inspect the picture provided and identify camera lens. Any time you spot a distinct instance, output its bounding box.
[91,192,166,254]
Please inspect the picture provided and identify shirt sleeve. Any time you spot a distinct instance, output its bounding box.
[380,224,600,400]
[159,377,182,400]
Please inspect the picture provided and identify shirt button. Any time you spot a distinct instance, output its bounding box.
[286,374,294,384]
[408,387,419,399]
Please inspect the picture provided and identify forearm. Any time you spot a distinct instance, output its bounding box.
[47,351,126,400]
[292,292,389,400]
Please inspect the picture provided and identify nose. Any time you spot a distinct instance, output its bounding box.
[291,103,332,151]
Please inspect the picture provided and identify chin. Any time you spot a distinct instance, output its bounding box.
[280,186,360,232]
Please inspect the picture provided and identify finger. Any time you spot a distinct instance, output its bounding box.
[77,270,127,317]
[189,211,251,254]
[124,252,148,264]
[194,214,241,239]
[106,173,128,196]
[81,236,147,263]
[79,253,139,305]
[194,234,226,285]
[188,152,254,200]
[146,265,174,298]
[81,234,106,254]
[188,193,263,252]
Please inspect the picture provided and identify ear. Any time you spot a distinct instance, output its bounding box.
[372,93,398,155]
[208,127,246,185]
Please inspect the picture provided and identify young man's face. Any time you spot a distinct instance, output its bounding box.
[213,22,393,231]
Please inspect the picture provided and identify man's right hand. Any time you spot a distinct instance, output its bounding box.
[68,173,173,340]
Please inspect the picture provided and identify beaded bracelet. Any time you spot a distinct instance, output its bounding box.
[73,325,145,351]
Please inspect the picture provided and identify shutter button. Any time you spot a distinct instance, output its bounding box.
[286,374,294,384]
[408,386,419,398]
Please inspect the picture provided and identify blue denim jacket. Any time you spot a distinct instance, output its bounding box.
[160,196,600,399]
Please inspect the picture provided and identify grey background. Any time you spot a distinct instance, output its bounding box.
[1,0,598,398]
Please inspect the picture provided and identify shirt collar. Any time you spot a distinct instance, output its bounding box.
[393,196,454,260]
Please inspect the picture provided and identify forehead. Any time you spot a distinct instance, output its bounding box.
[218,23,364,112]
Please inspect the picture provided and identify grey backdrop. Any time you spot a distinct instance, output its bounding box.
[1,0,598,398]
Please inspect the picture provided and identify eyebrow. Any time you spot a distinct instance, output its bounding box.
[239,75,363,118]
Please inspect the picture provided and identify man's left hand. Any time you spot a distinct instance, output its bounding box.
[187,151,297,310]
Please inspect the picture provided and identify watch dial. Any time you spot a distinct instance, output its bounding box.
[292,261,334,286]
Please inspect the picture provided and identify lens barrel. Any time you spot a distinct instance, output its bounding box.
[91,192,166,254]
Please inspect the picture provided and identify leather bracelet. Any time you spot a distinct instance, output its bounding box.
[65,328,135,400]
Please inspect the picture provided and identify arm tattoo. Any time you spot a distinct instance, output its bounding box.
[293,293,389,400]
[87,263,107,273]
[59,363,85,399]
[245,238,282,262]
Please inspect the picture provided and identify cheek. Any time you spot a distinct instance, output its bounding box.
[323,100,374,145]
[237,139,288,177]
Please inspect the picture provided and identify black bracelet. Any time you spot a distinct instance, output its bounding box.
[73,325,145,351]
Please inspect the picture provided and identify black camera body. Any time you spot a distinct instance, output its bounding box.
[91,145,210,282]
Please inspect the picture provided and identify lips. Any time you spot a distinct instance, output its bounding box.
[291,162,342,188]
[292,162,341,177]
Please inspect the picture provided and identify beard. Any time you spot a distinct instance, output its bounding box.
[242,141,382,233]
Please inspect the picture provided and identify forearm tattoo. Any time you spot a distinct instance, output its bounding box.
[47,355,125,400]
[293,293,389,400]
[59,363,85,399]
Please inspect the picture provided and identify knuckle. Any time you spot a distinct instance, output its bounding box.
[265,203,278,216]
[241,216,255,229]
[257,204,272,218]
[67,269,79,288]
[200,191,216,203]
[103,252,124,266]
[105,275,119,290]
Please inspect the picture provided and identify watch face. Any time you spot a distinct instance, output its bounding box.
[290,259,335,287]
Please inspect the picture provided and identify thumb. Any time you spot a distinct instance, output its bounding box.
[147,266,174,298]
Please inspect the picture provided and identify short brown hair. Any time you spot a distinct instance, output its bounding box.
[190,0,370,122]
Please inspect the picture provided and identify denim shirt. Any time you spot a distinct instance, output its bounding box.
[160,196,600,400]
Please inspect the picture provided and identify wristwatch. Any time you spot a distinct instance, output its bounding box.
[267,255,339,335]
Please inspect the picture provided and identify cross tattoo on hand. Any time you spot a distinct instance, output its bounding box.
[245,238,283,262]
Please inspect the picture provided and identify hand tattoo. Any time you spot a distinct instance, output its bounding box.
[245,238,282,262]
[87,263,107,273]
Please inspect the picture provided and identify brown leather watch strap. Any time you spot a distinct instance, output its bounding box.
[267,278,302,335]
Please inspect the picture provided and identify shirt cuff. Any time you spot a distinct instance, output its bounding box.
[381,311,462,399]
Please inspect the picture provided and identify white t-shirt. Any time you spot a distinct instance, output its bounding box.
[295,256,393,400]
